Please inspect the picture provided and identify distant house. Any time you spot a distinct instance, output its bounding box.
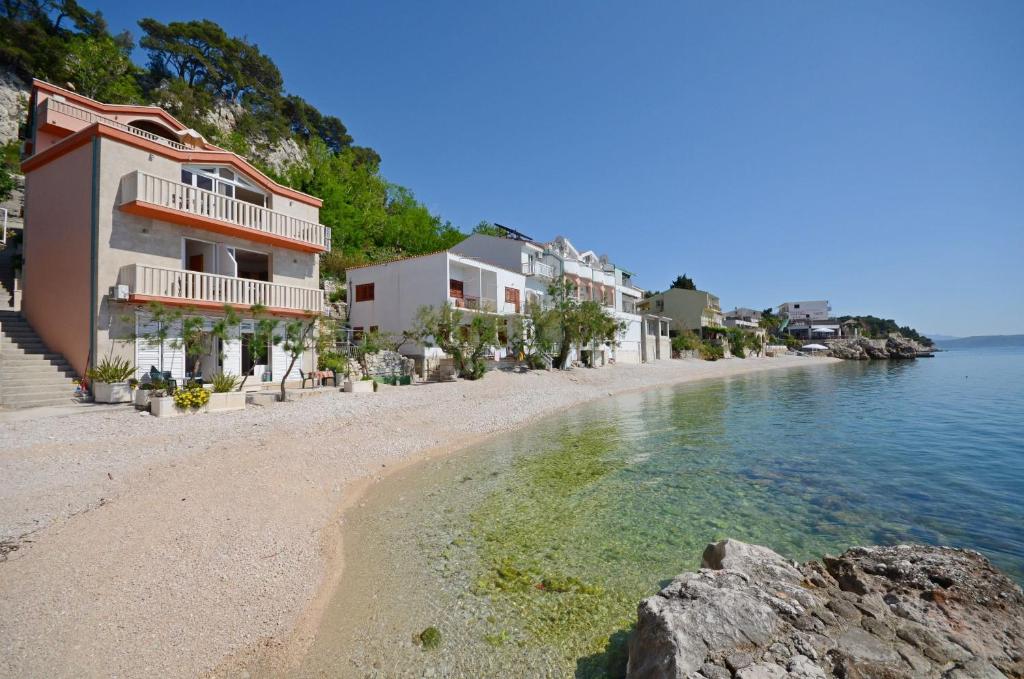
[777,300,840,339]
[724,307,762,329]
[638,288,724,337]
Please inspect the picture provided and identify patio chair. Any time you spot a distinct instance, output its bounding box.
[298,369,316,389]
[321,371,337,387]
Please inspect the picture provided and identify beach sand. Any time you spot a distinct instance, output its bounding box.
[0,356,838,678]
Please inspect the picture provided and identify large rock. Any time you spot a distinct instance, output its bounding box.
[0,69,29,145]
[627,540,1024,679]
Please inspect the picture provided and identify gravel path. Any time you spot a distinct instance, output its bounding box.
[0,356,837,678]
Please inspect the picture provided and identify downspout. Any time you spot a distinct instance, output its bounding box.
[88,134,100,379]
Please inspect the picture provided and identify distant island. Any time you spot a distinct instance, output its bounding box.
[937,335,1024,349]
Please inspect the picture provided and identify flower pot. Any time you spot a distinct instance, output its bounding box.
[150,395,179,418]
[344,379,374,393]
[93,381,132,404]
[207,391,246,412]
[134,389,152,410]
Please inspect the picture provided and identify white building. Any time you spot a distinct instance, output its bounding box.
[345,249,527,361]
[778,300,839,339]
[778,300,831,322]
[458,232,660,365]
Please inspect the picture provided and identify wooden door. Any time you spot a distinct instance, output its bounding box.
[188,254,204,272]
[505,286,521,313]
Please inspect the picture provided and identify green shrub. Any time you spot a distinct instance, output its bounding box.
[86,357,135,383]
[699,341,724,361]
[671,332,700,353]
[318,351,348,374]
[210,373,240,393]
[415,626,442,650]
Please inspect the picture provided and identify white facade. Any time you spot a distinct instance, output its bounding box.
[346,250,527,358]
[778,300,831,321]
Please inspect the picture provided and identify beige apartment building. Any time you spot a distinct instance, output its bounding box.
[638,287,724,337]
[17,80,327,392]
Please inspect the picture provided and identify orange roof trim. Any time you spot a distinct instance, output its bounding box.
[34,79,189,132]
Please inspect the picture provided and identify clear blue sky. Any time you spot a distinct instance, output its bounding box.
[97,0,1024,336]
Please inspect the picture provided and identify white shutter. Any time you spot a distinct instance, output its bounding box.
[270,321,300,381]
[223,326,242,377]
[136,314,184,379]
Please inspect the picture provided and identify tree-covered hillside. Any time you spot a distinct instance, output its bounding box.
[837,315,933,346]
[1,0,468,281]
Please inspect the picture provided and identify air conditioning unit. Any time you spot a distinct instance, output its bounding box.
[112,284,130,300]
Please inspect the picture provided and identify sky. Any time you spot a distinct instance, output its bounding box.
[95,0,1024,337]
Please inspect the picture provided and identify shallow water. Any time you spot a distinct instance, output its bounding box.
[300,350,1024,678]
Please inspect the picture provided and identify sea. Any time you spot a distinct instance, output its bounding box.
[298,347,1024,678]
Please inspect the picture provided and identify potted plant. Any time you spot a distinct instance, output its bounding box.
[149,385,177,417]
[207,373,245,412]
[86,357,136,403]
[172,382,210,414]
[134,380,161,410]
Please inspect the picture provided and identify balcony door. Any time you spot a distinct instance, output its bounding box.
[184,238,237,277]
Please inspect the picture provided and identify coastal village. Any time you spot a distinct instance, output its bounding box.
[0,82,933,413]
[3,8,1015,679]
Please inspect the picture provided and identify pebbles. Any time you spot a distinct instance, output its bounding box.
[0,356,831,678]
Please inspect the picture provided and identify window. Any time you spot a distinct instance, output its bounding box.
[449,279,464,298]
[354,283,375,302]
[352,326,364,341]
[369,325,379,333]
[181,165,267,207]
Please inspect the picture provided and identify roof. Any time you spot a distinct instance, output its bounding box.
[26,80,323,208]
[345,248,526,276]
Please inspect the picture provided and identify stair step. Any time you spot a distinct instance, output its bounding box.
[1,373,79,386]
[0,386,78,400]
[0,395,81,409]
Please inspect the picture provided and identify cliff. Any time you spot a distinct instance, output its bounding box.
[627,539,1024,679]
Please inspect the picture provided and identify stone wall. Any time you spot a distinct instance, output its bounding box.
[355,350,415,379]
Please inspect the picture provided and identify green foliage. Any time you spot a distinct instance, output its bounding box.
[318,351,347,374]
[279,315,318,400]
[546,279,625,369]
[838,315,933,346]
[64,35,141,102]
[86,356,135,383]
[415,626,442,650]
[699,341,724,361]
[726,328,748,358]
[471,221,502,237]
[670,274,696,290]
[759,308,782,332]
[210,372,239,393]
[671,331,700,354]
[410,304,498,380]
[509,300,557,369]
[351,328,396,375]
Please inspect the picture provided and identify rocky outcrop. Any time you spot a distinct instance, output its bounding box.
[825,335,930,360]
[0,69,29,146]
[627,539,1024,679]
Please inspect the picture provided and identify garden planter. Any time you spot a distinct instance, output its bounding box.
[398,375,412,386]
[93,381,132,404]
[150,396,179,418]
[207,391,246,412]
[344,379,374,393]
[134,389,152,410]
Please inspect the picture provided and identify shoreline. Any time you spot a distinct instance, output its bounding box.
[219,355,842,677]
[0,356,839,678]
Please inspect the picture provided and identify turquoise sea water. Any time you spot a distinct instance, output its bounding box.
[301,349,1024,678]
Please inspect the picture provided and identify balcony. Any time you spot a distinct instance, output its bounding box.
[119,171,331,253]
[39,98,191,152]
[522,260,555,279]
[119,264,323,315]
[449,294,498,312]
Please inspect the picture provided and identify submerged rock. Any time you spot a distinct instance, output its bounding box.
[626,539,1024,679]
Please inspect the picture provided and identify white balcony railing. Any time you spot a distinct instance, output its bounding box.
[41,98,191,151]
[121,171,331,251]
[120,264,323,313]
[522,260,555,279]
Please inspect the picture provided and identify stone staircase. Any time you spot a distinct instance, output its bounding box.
[0,311,80,409]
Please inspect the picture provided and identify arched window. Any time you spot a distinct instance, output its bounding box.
[180,165,268,207]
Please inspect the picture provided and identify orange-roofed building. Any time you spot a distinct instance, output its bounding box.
[18,80,329,388]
